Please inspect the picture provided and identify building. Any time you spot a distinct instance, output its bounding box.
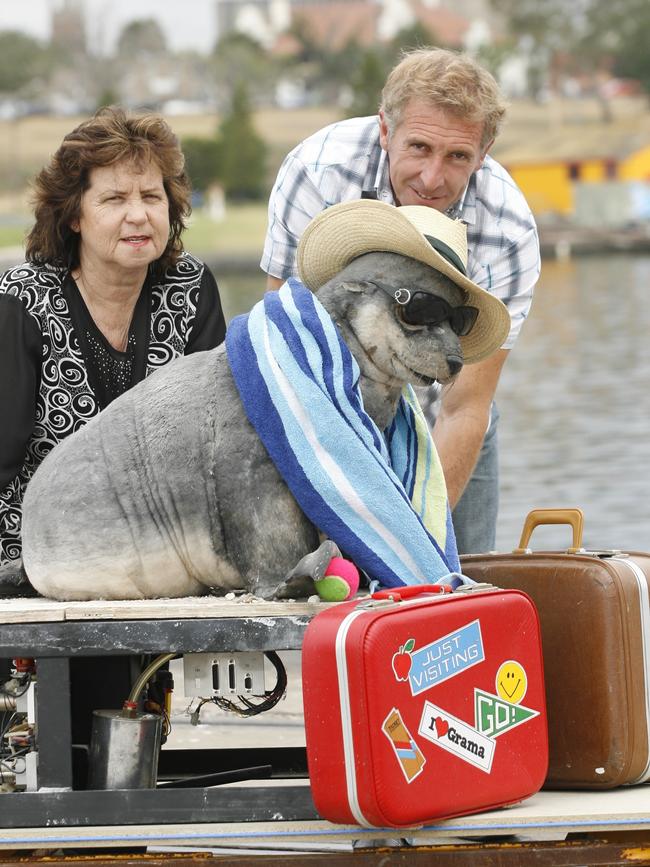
[492,103,650,225]
[215,0,497,51]
[51,0,87,54]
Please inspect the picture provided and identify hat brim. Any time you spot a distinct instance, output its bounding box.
[297,199,511,364]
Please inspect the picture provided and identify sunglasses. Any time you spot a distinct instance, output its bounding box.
[368,281,479,336]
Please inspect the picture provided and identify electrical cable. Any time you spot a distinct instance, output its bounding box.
[0,675,31,698]
[193,651,287,720]
[123,652,176,714]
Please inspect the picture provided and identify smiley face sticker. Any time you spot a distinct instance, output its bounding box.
[496,660,527,705]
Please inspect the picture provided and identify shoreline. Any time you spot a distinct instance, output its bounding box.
[2,227,650,275]
[537,226,650,259]
[202,230,650,270]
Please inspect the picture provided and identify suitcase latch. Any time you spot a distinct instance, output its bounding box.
[356,597,399,610]
[579,549,625,559]
[453,581,496,594]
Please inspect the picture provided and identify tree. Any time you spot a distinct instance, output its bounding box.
[488,0,580,98]
[95,88,121,110]
[476,40,519,82]
[182,136,221,194]
[580,0,650,95]
[216,83,268,201]
[286,17,323,65]
[211,33,277,110]
[0,32,51,94]
[345,49,388,118]
[117,19,167,57]
[388,22,441,59]
[320,38,365,95]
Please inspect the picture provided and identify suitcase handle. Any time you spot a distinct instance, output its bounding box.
[514,508,585,554]
[372,583,452,601]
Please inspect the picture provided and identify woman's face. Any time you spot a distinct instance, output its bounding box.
[73,158,170,276]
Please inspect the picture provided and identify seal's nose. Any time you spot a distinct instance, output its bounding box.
[447,356,463,376]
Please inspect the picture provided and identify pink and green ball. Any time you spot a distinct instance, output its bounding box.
[315,557,360,601]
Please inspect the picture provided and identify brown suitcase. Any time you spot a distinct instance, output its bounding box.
[460,508,650,789]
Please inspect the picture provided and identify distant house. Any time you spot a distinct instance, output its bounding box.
[215,0,496,53]
[289,1,380,51]
[493,113,650,225]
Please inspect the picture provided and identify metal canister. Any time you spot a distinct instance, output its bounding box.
[87,709,162,790]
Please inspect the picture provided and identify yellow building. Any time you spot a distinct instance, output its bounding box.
[491,108,650,219]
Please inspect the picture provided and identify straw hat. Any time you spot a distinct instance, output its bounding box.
[296,199,511,364]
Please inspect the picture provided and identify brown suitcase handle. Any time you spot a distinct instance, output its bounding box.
[514,508,585,554]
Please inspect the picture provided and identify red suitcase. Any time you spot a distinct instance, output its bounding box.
[302,583,548,828]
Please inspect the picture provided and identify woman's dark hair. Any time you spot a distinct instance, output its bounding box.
[25,106,192,272]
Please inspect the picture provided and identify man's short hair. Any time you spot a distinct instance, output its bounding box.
[380,47,506,149]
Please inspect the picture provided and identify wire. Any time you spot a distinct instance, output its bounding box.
[145,699,173,738]
[125,653,176,710]
[0,672,34,790]
[0,674,31,698]
[0,714,30,776]
[2,754,27,774]
[194,651,288,720]
[0,711,19,743]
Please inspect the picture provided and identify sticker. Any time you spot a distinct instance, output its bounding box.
[475,688,540,738]
[407,620,485,696]
[418,700,495,773]
[392,638,415,682]
[495,660,528,704]
[382,707,426,782]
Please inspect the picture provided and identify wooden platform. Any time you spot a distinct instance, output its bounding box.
[0,594,324,831]
[2,596,650,864]
[0,595,327,660]
[1,787,650,852]
[0,594,328,624]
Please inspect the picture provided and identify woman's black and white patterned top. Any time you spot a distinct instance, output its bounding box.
[0,252,226,565]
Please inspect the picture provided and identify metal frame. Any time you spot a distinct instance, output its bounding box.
[0,615,317,828]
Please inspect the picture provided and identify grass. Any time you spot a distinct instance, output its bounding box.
[3,96,645,259]
[0,223,29,249]
[0,106,342,259]
[0,107,340,173]
[0,203,269,263]
[185,202,268,258]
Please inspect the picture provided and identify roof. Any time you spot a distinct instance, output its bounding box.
[281,0,472,51]
[491,98,650,166]
[411,0,470,47]
[291,1,379,51]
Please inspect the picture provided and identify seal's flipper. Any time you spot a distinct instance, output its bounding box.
[272,539,341,600]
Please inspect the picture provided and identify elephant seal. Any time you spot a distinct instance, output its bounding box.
[9,202,510,600]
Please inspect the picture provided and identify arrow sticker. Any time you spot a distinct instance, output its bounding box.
[474,688,539,739]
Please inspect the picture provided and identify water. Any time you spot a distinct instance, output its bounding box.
[495,254,650,553]
[214,255,650,554]
[216,271,267,323]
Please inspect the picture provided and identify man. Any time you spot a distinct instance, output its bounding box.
[261,47,540,554]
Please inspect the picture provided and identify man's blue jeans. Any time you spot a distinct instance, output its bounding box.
[451,402,500,555]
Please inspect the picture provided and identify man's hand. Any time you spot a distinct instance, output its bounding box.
[432,348,509,509]
[266,275,284,290]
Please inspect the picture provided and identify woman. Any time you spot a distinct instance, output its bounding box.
[0,107,226,759]
[0,106,226,569]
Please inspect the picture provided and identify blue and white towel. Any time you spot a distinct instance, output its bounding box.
[226,278,461,590]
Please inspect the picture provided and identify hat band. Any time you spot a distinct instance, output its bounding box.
[424,234,467,276]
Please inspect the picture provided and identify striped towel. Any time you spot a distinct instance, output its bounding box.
[225,279,461,590]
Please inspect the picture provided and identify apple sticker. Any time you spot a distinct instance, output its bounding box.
[392,638,415,681]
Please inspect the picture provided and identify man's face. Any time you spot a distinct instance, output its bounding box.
[379,100,490,212]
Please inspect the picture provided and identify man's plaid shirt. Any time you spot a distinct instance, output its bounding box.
[261,115,540,350]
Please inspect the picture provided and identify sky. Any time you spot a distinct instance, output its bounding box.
[0,0,218,54]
